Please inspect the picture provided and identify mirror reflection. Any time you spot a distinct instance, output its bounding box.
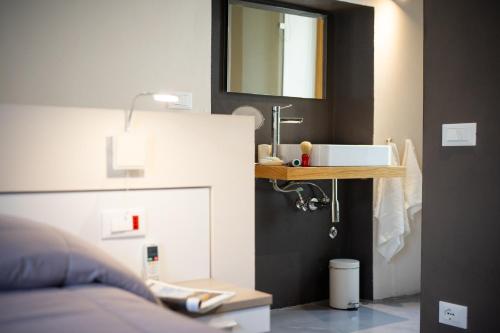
[227,0,326,99]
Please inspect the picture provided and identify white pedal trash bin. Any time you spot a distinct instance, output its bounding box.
[329,259,360,310]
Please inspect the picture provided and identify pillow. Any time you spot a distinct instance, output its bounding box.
[0,214,157,303]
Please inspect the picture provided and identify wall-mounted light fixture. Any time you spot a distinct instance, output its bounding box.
[126,92,179,131]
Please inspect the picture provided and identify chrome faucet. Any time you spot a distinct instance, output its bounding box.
[271,104,303,157]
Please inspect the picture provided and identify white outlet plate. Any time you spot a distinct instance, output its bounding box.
[439,301,468,329]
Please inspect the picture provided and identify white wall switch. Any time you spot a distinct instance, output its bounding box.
[168,92,192,110]
[111,216,133,233]
[442,123,477,146]
[439,301,468,329]
[113,132,147,170]
[101,208,146,239]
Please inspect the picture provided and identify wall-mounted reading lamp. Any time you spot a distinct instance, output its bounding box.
[126,92,179,131]
[114,92,179,171]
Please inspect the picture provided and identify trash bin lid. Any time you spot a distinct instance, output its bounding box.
[329,259,360,269]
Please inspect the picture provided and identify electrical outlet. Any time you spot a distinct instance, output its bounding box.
[439,301,467,329]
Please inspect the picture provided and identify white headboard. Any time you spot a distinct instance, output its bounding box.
[0,104,255,288]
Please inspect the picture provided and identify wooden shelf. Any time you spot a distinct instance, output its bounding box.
[255,164,405,180]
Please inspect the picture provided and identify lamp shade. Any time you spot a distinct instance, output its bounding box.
[153,94,179,103]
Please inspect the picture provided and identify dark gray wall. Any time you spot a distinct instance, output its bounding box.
[422,0,500,331]
[212,0,374,308]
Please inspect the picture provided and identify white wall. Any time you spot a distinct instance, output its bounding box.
[0,0,259,288]
[373,0,423,161]
[0,0,211,112]
[0,188,210,282]
[343,0,423,299]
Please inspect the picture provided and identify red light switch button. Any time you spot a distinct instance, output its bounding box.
[132,215,139,230]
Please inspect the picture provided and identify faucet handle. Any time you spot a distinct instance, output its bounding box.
[272,104,293,111]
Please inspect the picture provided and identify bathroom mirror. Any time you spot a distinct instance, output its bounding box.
[227,0,326,99]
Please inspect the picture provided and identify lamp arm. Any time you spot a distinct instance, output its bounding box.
[126,92,154,131]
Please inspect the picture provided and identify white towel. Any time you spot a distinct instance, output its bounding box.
[374,143,410,262]
[402,139,422,221]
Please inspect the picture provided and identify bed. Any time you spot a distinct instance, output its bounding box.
[0,215,220,333]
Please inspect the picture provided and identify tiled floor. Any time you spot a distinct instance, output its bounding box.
[270,295,420,333]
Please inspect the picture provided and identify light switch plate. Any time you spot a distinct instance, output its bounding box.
[442,123,476,146]
[101,208,146,239]
[439,301,468,329]
[168,92,192,110]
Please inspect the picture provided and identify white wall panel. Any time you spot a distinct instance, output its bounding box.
[0,188,210,282]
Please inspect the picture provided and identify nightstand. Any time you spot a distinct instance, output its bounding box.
[176,279,272,333]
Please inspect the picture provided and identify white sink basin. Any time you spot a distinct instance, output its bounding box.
[278,144,391,167]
